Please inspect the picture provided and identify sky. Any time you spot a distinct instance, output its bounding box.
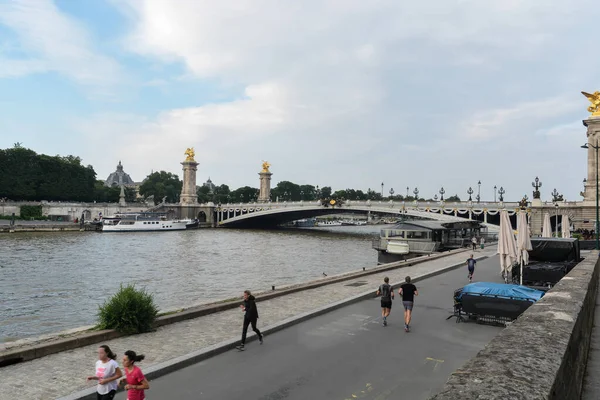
[0,0,598,202]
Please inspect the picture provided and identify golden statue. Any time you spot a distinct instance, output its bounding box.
[582,91,600,117]
[261,160,271,173]
[184,147,196,162]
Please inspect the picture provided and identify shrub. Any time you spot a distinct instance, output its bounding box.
[98,284,158,334]
[20,205,42,219]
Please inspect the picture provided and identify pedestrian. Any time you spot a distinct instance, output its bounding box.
[119,350,149,400]
[86,345,122,400]
[471,236,477,251]
[376,276,394,326]
[480,236,485,249]
[467,254,477,282]
[236,290,263,351]
[399,276,418,332]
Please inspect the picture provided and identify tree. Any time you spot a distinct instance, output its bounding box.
[197,186,212,204]
[299,184,316,200]
[446,195,461,202]
[139,171,182,204]
[319,186,332,199]
[230,186,260,203]
[212,184,230,204]
[271,181,301,201]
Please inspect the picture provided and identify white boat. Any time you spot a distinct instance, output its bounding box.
[386,240,410,255]
[341,220,367,226]
[316,220,343,227]
[101,213,192,232]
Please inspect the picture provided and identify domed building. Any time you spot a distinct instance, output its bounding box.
[104,161,135,187]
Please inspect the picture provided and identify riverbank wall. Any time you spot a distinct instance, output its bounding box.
[429,251,600,400]
[0,247,471,367]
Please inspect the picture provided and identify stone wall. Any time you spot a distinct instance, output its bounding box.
[0,202,145,220]
[429,251,600,400]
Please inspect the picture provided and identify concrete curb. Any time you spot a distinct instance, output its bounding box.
[57,254,489,400]
[1,247,473,366]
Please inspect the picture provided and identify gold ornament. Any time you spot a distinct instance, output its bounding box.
[330,199,336,205]
[582,91,600,117]
[184,147,196,162]
[261,161,271,173]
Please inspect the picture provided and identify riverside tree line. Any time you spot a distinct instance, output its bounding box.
[0,146,461,204]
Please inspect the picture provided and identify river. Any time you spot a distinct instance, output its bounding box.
[0,226,389,343]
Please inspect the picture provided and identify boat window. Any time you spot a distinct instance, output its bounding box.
[406,231,428,239]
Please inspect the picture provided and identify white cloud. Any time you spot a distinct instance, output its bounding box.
[0,0,121,90]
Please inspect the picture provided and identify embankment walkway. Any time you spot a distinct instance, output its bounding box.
[0,247,497,399]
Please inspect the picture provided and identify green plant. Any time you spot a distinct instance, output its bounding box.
[97,284,158,334]
[20,205,42,219]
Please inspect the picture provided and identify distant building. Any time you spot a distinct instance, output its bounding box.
[203,177,216,193]
[105,161,135,187]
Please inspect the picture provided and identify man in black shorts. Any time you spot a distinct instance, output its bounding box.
[376,277,394,326]
[399,276,418,332]
[466,254,476,282]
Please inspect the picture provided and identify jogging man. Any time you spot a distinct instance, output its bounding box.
[236,290,263,351]
[467,254,477,282]
[376,277,394,326]
[399,276,418,332]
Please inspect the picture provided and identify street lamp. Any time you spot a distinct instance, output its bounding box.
[439,187,445,201]
[477,180,481,203]
[532,176,542,199]
[434,194,438,201]
[316,185,320,200]
[389,188,395,199]
[498,187,505,202]
[582,141,599,250]
[406,186,409,199]
[467,187,473,201]
[494,185,497,202]
[554,203,559,237]
[551,188,560,202]
[300,190,304,201]
[381,182,384,197]
[413,187,419,200]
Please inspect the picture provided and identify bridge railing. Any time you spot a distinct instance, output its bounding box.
[219,200,524,210]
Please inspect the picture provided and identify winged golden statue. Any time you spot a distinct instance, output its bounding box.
[184,147,196,162]
[261,160,271,173]
[582,91,600,117]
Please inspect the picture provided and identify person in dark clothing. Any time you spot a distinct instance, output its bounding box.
[236,290,263,350]
[399,276,418,332]
[376,276,394,326]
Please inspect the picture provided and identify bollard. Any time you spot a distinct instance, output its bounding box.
[271,285,275,291]
[363,267,365,271]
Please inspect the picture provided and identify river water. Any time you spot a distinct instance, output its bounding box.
[0,226,388,342]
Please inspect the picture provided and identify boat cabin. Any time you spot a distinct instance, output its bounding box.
[379,220,484,251]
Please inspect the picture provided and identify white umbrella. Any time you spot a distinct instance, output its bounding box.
[516,211,533,285]
[542,212,552,237]
[561,214,571,238]
[498,209,518,282]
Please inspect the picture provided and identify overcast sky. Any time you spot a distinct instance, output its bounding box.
[0,0,597,201]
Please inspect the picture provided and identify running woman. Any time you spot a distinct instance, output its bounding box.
[236,290,263,351]
[86,345,122,400]
[466,254,477,282]
[399,276,418,332]
[120,350,149,400]
[376,277,394,326]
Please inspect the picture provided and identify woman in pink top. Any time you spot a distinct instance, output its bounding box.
[119,350,149,400]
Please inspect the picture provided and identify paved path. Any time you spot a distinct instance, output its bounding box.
[115,256,504,400]
[0,247,497,400]
[581,271,600,400]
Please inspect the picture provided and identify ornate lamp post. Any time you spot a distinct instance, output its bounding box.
[413,187,419,201]
[439,187,445,201]
[316,185,320,200]
[300,190,304,201]
[477,180,481,203]
[434,194,438,201]
[581,141,599,249]
[389,188,395,199]
[532,176,542,199]
[381,182,384,197]
[551,188,560,202]
[498,187,505,202]
[406,186,409,199]
[554,203,559,237]
[494,185,497,202]
[467,187,473,202]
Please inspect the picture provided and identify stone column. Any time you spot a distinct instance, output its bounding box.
[119,185,126,206]
[584,117,600,202]
[180,160,199,205]
[258,162,272,203]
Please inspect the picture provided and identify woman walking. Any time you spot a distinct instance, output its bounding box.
[86,345,122,400]
[120,350,149,400]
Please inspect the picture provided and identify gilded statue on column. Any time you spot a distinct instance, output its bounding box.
[582,91,600,117]
[261,160,271,173]
[184,147,196,162]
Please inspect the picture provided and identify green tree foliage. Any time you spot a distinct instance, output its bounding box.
[20,205,42,219]
[0,146,96,201]
[319,186,332,199]
[212,184,231,204]
[197,186,212,203]
[230,186,259,203]
[139,171,182,204]
[97,284,158,335]
[446,195,461,202]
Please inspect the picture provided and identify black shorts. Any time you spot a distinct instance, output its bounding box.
[468,267,475,275]
[381,299,392,309]
[97,390,116,400]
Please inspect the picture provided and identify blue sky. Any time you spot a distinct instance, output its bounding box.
[0,0,598,202]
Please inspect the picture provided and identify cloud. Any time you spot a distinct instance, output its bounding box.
[0,0,121,91]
